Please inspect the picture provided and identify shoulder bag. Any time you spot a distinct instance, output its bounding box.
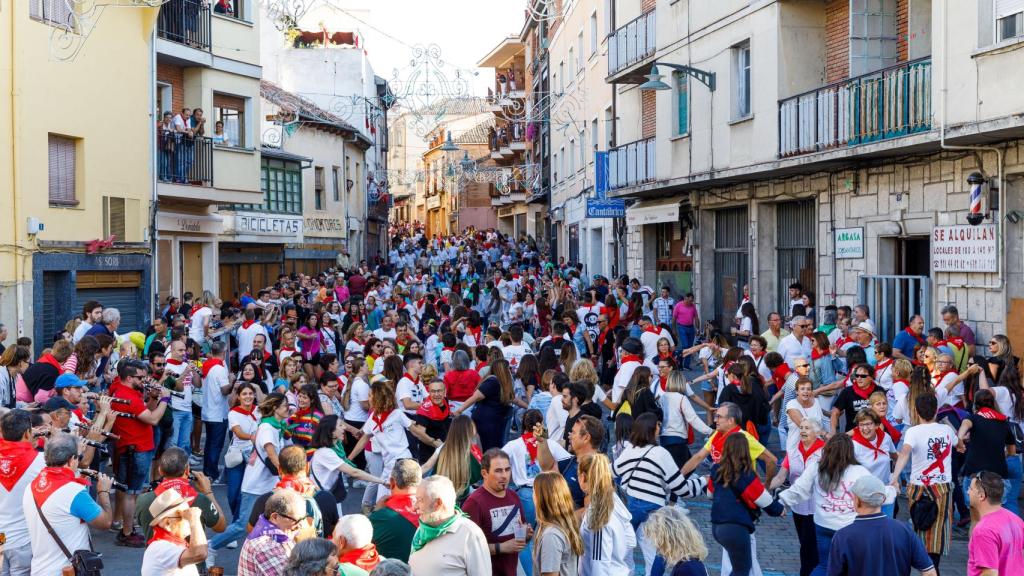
[33,498,104,576]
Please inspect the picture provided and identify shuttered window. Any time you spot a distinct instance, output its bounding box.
[103,196,126,240]
[996,0,1024,40]
[48,134,77,206]
[30,0,75,29]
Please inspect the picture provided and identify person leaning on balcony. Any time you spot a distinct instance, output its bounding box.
[191,108,207,138]
[214,0,234,16]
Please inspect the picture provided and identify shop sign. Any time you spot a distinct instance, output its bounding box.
[497,206,517,218]
[156,212,223,235]
[304,217,344,235]
[225,213,303,240]
[931,224,997,272]
[427,195,442,210]
[586,198,625,218]
[834,227,864,259]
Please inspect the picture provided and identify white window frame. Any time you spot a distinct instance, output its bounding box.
[559,61,565,93]
[590,12,598,56]
[732,41,752,120]
[996,1,1024,41]
[577,31,585,71]
[569,139,576,174]
[591,118,599,151]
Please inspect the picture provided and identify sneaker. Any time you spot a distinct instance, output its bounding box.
[352,480,368,488]
[109,520,123,533]
[226,541,238,549]
[115,530,146,548]
[206,547,218,568]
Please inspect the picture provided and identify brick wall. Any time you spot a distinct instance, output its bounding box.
[156,62,184,114]
[897,0,908,62]
[642,90,656,140]
[825,0,849,83]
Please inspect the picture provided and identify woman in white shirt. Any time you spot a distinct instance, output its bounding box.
[659,369,713,467]
[779,433,896,576]
[309,415,387,515]
[579,453,636,576]
[847,409,897,516]
[784,378,826,456]
[769,418,825,576]
[224,383,259,520]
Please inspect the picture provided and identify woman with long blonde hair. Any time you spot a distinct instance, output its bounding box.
[578,453,635,575]
[532,471,584,575]
[432,415,482,505]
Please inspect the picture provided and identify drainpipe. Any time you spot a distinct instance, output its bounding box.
[150,28,159,321]
[939,0,1004,294]
[10,5,24,340]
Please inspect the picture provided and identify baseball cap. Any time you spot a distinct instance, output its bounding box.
[55,373,88,390]
[850,474,887,507]
[42,397,77,413]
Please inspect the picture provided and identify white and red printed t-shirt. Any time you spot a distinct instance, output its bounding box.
[903,421,957,486]
[396,375,427,416]
[502,343,532,373]
[23,470,102,575]
[0,445,46,549]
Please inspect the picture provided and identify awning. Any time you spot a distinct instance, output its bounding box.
[625,198,681,227]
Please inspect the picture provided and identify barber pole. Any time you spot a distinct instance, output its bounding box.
[966,172,986,226]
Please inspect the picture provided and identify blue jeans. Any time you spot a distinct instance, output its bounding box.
[1007,454,1022,515]
[210,490,260,550]
[114,448,155,495]
[712,523,752,576]
[677,326,696,369]
[812,524,837,576]
[224,460,247,519]
[203,419,228,482]
[516,485,536,576]
[171,409,193,455]
[627,496,662,576]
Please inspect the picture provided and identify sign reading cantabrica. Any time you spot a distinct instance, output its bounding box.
[834,227,864,259]
[931,224,998,272]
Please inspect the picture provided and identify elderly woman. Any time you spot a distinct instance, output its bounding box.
[284,537,339,576]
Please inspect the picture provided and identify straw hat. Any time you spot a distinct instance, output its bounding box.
[148,488,190,527]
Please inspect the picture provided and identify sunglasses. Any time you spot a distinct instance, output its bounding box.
[855,374,871,379]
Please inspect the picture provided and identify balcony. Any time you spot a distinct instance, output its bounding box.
[158,133,213,187]
[158,0,211,49]
[779,58,932,157]
[158,134,262,204]
[609,137,656,190]
[607,10,656,82]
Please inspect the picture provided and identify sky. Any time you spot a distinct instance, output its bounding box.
[320,0,528,103]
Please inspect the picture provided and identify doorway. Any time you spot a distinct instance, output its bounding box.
[180,242,204,297]
[897,236,930,276]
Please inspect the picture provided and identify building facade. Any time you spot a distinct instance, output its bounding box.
[1,1,158,349]
[606,0,1024,347]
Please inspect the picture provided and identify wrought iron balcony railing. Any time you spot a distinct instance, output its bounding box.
[608,10,656,78]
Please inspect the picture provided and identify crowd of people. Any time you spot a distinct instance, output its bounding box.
[1,222,1023,576]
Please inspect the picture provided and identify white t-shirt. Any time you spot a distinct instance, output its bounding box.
[242,421,286,494]
[200,363,230,422]
[874,360,894,391]
[903,421,957,486]
[934,372,962,408]
[141,539,199,576]
[237,322,271,360]
[0,452,45,549]
[188,306,213,343]
[612,359,641,404]
[342,376,371,422]
[501,436,570,488]
[502,343,532,373]
[784,399,825,454]
[227,408,259,451]
[24,480,97,575]
[361,410,413,463]
[777,334,813,369]
[545,400,569,446]
[640,328,673,368]
[746,351,772,384]
[373,327,397,341]
[310,447,346,496]
[851,432,896,482]
[165,361,193,413]
[396,375,427,416]
[576,304,604,341]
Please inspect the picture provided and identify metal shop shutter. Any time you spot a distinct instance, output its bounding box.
[42,272,64,343]
[75,271,143,334]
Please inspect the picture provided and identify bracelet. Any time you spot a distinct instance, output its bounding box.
[160,397,170,404]
[98,490,110,496]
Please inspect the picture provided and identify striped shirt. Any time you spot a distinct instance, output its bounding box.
[612,444,707,506]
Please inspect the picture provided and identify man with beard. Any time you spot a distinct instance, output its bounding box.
[462,449,530,576]
[414,380,451,464]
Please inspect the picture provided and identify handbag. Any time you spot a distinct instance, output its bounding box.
[224,445,244,468]
[33,498,104,576]
[311,467,348,503]
[910,482,939,532]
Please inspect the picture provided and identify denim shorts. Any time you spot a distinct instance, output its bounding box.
[114,448,155,495]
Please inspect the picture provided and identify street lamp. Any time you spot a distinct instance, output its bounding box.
[639,62,717,92]
[440,131,459,152]
[460,150,476,174]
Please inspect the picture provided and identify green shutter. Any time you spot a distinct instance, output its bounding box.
[677,73,689,135]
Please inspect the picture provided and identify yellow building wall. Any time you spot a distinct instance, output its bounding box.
[0,4,157,333]
[212,12,261,67]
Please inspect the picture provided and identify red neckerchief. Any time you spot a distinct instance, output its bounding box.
[190,303,207,316]
[442,346,455,353]
[201,358,224,378]
[881,418,902,444]
[384,492,420,526]
[470,444,483,463]
[905,327,925,345]
[148,525,188,548]
[468,325,482,344]
[620,354,642,365]
[932,370,956,388]
[338,545,381,572]
[947,336,966,349]
[242,319,256,330]
[276,474,316,497]
[156,477,199,504]
[396,336,409,349]
[811,348,828,361]
[31,467,89,506]
[659,376,668,392]
[835,336,852,348]
[772,364,792,390]
[709,426,742,462]
[230,405,257,420]
[0,439,40,491]
[36,353,63,373]
[521,432,538,463]
[166,358,184,367]
[751,351,765,361]
[596,327,611,351]
[71,408,88,425]
[851,428,886,460]
[875,359,893,374]
[852,382,876,400]
[403,373,420,387]
[978,407,1007,421]
[797,438,826,463]
[371,410,393,432]
[416,398,450,421]
[643,325,661,336]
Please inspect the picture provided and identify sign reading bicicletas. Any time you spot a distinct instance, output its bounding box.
[223,213,303,241]
[931,224,997,272]
[834,227,864,259]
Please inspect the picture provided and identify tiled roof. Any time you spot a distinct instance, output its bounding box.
[260,80,359,133]
[455,117,495,144]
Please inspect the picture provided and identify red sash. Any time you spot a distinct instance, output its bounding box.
[155,477,199,504]
[0,440,40,491]
[470,444,483,463]
[31,467,89,507]
[201,358,224,378]
[384,492,420,526]
[148,525,188,547]
[797,438,825,464]
[521,432,538,463]
[371,410,393,432]
[851,428,886,460]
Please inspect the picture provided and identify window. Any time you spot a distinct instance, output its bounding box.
[561,147,567,179]
[604,107,614,148]
[48,134,77,206]
[604,0,613,35]
[332,167,341,201]
[569,139,576,174]
[732,42,751,120]
[849,0,897,76]
[314,166,325,210]
[997,1,1024,41]
[30,0,74,29]
[213,93,246,147]
[577,31,584,70]
[559,61,565,93]
[568,49,575,82]
[674,72,689,135]
[553,152,559,182]
[591,118,599,150]
[590,12,598,56]
[260,158,302,214]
